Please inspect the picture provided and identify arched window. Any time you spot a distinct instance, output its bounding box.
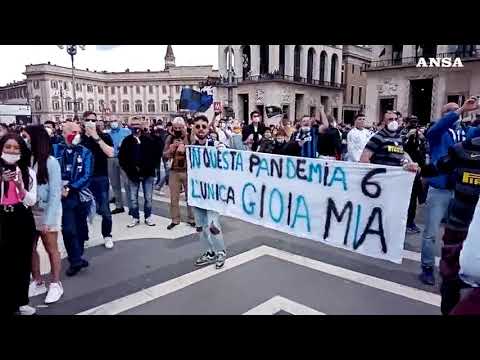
[122,100,130,112]
[330,54,338,84]
[34,96,41,110]
[241,45,251,80]
[77,98,84,112]
[111,100,117,113]
[135,100,143,113]
[88,99,94,112]
[307,47,316,84]
[52,98,60,111]
[161,101,169,112]
[99,100,105,112]
[294,45,302,81]
[319,51,327,82]
[260,45,269,76]
[279,45,285,75]
[148,100,155,112]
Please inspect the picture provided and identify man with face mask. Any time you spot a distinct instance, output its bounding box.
[107,117,131,215]
[163,117,195,230]
[52,122,93,277]
[360,111,419,172]
[119,117,161,228]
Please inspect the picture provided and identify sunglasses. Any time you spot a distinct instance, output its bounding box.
[195,124,208,129]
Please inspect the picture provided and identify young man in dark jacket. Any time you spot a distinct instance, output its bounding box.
[242,111,266,151]
[119,116,161,228]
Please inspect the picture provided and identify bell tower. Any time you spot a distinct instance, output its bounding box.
[164,45,175,70]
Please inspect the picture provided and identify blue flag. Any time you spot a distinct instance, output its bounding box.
[179,87,213,112]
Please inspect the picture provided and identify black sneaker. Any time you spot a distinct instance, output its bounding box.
[109,197,116,204]
[419,267,435,286]
[187,221,196,227]
[196,226,203,233]
[406,224,421,234]
[195,252,216,266]
[215,251,226,269]
[167,223,179,230]
[66,265,82,277]
[111,208,125,215]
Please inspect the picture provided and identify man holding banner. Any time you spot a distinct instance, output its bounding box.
[189,115,227,269]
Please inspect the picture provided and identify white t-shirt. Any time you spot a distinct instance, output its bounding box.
[459,202,480,287]
[347,127,372,162]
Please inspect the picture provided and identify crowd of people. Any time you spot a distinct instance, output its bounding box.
[1,96,479,315]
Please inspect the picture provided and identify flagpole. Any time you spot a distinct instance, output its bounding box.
[227,45,233,116]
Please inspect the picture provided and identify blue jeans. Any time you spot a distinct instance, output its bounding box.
[193,207,225,253]
[128,176,154,220]
[420,187,453,268]
[89,176,112,238]
[156,158,170,188]
[62,192,90,267]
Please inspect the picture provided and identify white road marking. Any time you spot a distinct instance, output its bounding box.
[78,245,440,315]
[243,296,325,315]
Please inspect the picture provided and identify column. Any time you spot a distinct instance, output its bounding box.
[218,46,227,77]
[300,47,308,79]
[233,45,242,80]
[250,45,260,77]
[285,45,294,77]
[269,45,279,73]
[402,45,416,59]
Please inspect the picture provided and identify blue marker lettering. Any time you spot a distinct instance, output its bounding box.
[328,167,347,191]
[291,195,311,232]
[242,183,257,215]
[269,188,284,223]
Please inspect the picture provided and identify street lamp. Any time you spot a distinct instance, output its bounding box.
[57,45,85,120]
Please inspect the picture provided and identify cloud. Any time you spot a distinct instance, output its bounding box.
[96,45,120,51]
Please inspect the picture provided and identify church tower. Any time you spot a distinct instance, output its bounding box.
[164,45,176,70]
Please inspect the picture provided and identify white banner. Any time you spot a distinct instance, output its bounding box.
[187,146,415,263]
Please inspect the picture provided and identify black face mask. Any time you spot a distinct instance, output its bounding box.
[174,130,183,138]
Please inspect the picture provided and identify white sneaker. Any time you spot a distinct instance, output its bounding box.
[19,305,36,315]
[29,281,47,298]
[127,218,140,228]
[104,237,114,249]
[45,282,64,304]
[145,217,156,226]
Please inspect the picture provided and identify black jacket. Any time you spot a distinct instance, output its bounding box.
[119,134,161,182]
[317,126,342,157]
[242,123,266,151]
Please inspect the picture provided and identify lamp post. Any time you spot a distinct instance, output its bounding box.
[57,45,85,120]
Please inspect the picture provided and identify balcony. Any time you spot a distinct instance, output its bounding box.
[201,73,345,90]
[363,50,480,71]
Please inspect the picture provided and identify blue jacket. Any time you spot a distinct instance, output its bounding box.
[426,111,471,189]
[52,143,93,191]
[35,156,63,226]
[109,127,132,157]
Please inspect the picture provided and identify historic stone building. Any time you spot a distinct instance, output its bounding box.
[364,45,480,126]
[341,45,372,124]
[0,45,219,124]
[212,45,344,124]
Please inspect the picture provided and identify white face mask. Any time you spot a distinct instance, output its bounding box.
[387,120,399,132]
[2,152,20,164]
[45,127,53,137]
[72,133,82,146]
[301,126,311,132]
[110,122,119,129]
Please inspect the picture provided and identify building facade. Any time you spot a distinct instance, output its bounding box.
[212,45,344,124]
[364,45,480,126]
[0,46,219,124]
[341,45,372,124]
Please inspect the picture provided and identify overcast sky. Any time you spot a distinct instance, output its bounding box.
[0,45,219,86]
